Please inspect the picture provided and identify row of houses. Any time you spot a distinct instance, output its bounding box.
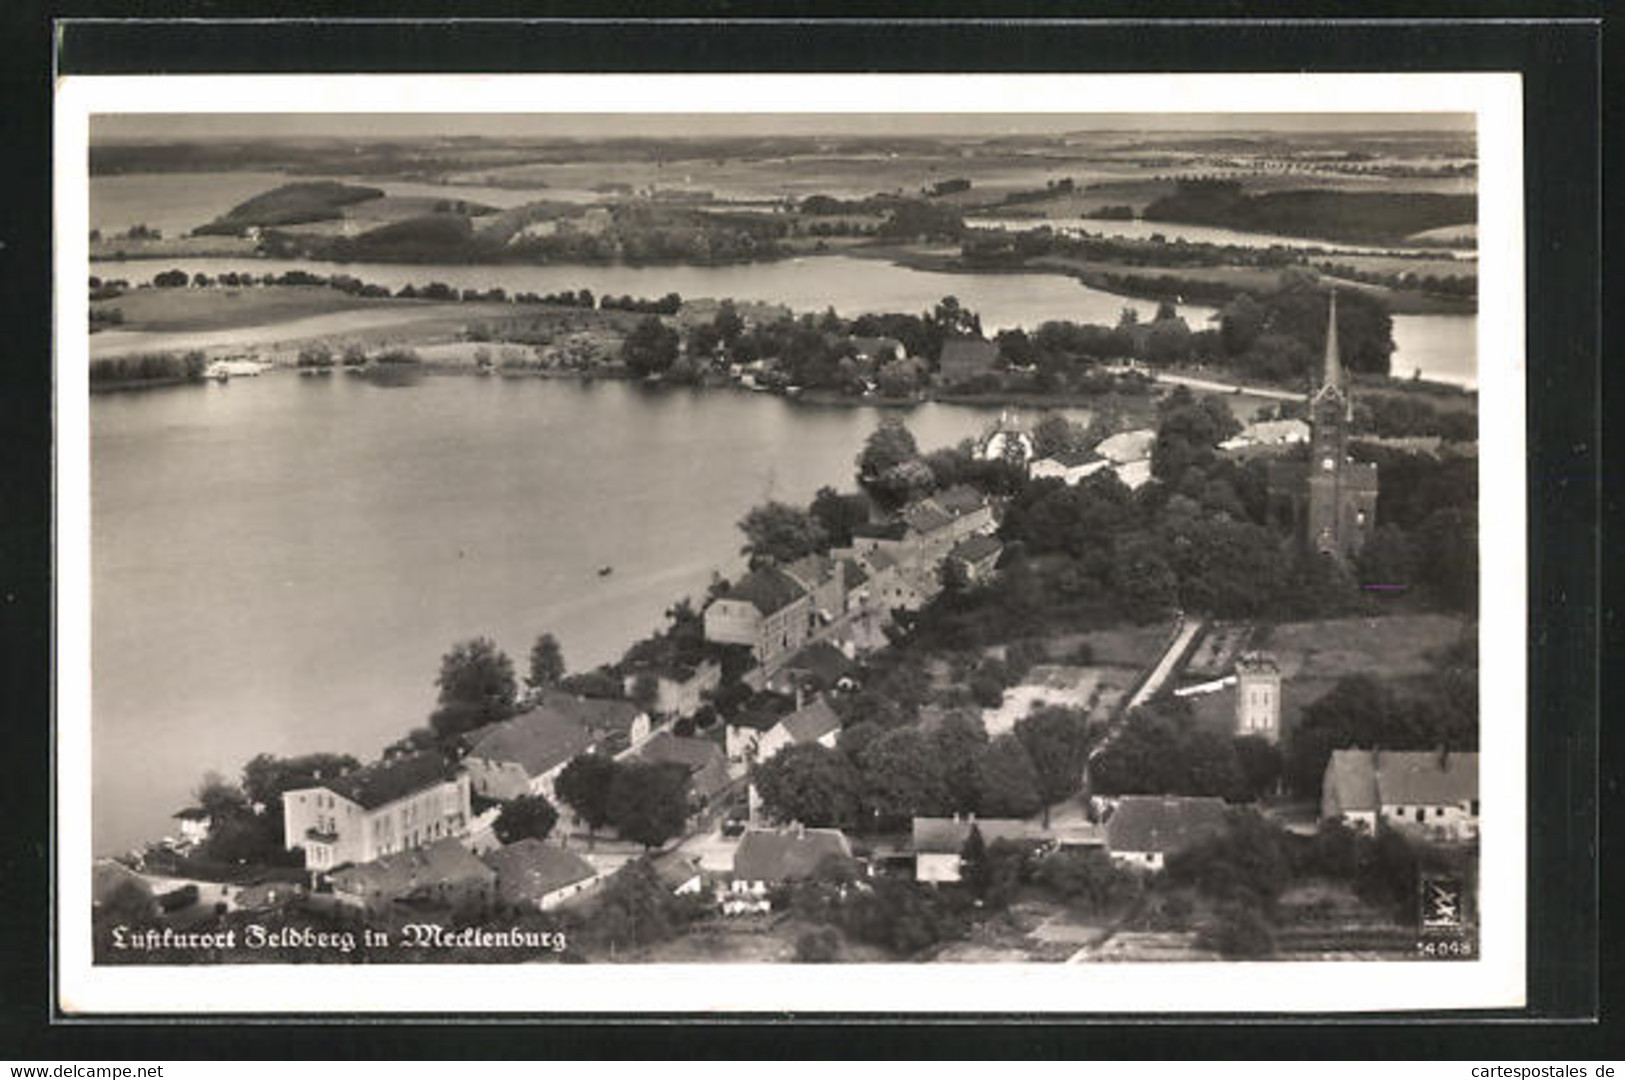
[702,483,1002,676]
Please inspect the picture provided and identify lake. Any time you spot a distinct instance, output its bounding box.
[90,375,1068,855]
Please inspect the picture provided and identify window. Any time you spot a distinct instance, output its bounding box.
[1471,799,1480,815]
[1414,808,1425,823]
[1435,807,1444,817]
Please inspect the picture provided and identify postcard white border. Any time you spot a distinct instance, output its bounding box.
[55,72,1525,1015]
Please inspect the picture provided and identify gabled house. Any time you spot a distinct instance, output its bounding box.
[1104,795,1229,870]
[767,640,860,697]
[703,565,814,670]
[848,335,906,364]
[482,838,601,911]
[329,837,496,918]
[726,826,856,914]
[636,730,732,808]
[948,533,1003,582]
[1321,749,1479,840]
[936,337,1000,385]
[911,815,1047,883]
[1029,448,1112,486]
[531,689,652,755]
[780,553,848,625]
[730,694,842,767]
[281,752,472,872]
[170,806,212,848]
[460,708,597,805]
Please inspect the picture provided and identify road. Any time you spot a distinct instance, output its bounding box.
[1125,615,1206,712]
[1153,371,1304,403]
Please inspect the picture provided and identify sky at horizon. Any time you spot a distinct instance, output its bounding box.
[93,111,1475,143]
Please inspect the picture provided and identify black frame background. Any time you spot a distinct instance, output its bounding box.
[1,9,1609,1059]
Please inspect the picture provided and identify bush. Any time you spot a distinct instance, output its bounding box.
[794,926,842,963]
[1196,901,1276,958]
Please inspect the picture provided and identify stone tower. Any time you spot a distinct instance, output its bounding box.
[1303,289,1379,559]
[1234,651,1282,743]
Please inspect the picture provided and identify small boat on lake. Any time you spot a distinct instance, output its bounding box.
[597,566,614,577]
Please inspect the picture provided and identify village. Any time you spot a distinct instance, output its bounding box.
[93,291,1480,965]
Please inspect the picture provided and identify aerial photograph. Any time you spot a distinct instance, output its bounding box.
[83,110,1482,967]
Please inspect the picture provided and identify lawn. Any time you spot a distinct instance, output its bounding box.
[1258,614,1466,681]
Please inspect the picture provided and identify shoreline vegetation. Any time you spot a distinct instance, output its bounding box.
[87,266,1475,411]
[88,262,1476,413]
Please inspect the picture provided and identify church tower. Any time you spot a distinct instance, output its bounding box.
[1303,289,1379,560]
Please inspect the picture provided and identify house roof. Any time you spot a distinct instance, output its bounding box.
[1377,750,1478,806]
[938,337,999,372]
[935,484,988,517]
[638,731,731,800]
[1105,796,1228,855]
[312,751,456,811]
[853,521,909,544]
[911,816,1043,854]
[172,806,211,821]
[1095,428,1157,464]
[783,642,857,686]
[481,838,597,901]
[466,709,595,779]
[1040,447,1105,469]
[652,853,706,890]
[780,696,843,745]
[902,500,955,535]
[732,828,853,883]
[332,837,495,897]
[840,557,869,590]
[531,689,645,737]
[716,566,807,616]
[1326,749,1478,812]
[781,553,836,592]
[950,534,1003,564]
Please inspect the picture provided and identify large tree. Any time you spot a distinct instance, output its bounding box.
[607,760,691,849]
[621,315,680,377]
[752,743,863,828]
[493,793,560,845]
[1014,706,1095,826]
[555,753,619,837]
[856,416,920,480]
[737,501,828,568]
[430,636,517,739]
[858,728,951,830]
[931,711,989,814]
[808,486,871,549]
[974,734,1045,819]
[527,632,566,691]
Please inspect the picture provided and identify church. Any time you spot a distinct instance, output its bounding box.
[1266,290,1379,561]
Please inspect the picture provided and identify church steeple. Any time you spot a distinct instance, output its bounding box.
[1321,287,1342,392]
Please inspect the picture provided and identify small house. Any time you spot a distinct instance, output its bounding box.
[911,815,1047,883]
[1321,749,1479,841]
[726,826,855,914]
[481,838,601,912]
[1104,795,1229,870]
[329,837,497,918]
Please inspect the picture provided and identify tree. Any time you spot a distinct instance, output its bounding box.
[594,857,696,950]
[1089,702,1247,801]
[526,633,566,691]
[606,760,691,849]
[752,743,863,828]
[1218,293,1266,356]
[193,771,249,820]
[1014,706,1094,826]
[975,734,1045,818]
[737,501,828,567]
[858,728,951,830]
[1031,414,1088,461]
[856,416,920,479]
[960,825,991,897]
[794,926,842,963]
[430,637,517,738]
[493,793,560,844]
[930,295,982,340]
[1232,736,1284,801]
[932,711,989,813]
[621,315,679,377]
[808,486,871,548]
[555,753,619,837]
